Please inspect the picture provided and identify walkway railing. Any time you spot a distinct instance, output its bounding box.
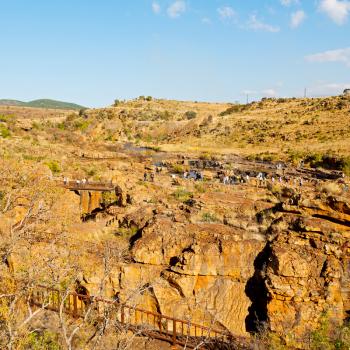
[59,180,115,191]
[30,285,238,349]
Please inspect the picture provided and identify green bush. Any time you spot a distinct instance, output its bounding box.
[23,154,45,162]
[79,108,88,117]
[287,149,305,164]
[219,104,244,116]
[194,183,206,193]
[0,114,13,122]
[304,153,350,173]
[0,124,11,138]
[74,119,91,131]
[172,188,193,202]
[116,226,139,239]
[85,167,97,177]
[311,315,350,350]
[45,160,61,175]
[157,110,172,120]
[102,191,118,206]
[185,111,197,120]
[199,152,218,161]
[202,212,219,223]
[342,158,350,176]
[247,152,278,162]
[56,122,65,130]
[172,164,186,174]
[23,330,61,350]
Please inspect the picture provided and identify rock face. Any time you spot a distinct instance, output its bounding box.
[76,179,350,345]
[259,197,350,345]
[129,219,265,336]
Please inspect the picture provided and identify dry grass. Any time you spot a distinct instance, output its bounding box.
[318,182,343,196]
[2,95,350,164]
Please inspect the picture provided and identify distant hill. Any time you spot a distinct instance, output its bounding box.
[0,98,85,110]
[0,99,26,107]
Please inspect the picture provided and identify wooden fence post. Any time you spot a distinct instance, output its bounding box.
[73,294,78,318]
[172,319,177,347]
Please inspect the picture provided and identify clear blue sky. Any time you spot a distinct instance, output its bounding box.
[0,0,349,107]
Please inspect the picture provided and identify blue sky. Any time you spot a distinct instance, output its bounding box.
[0,0,349,107]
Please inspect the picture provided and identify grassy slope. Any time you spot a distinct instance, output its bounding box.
[84,96,350,161]
[1,95,350,168]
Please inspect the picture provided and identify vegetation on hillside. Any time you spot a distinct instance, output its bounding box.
[0,99,85,110]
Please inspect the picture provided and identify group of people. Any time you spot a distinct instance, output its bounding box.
[144,172,155,182]
[218,171,306,189]
[63,177,88,186]
[142,162,347,193]
[183,170,204,181]
[221,173,250,185]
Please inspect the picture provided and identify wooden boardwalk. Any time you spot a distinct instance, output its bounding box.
[30,285,248,349]
[60,180,115,191]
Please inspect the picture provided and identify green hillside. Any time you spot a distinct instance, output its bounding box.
[0,99,26,107]
[0,98,85,110]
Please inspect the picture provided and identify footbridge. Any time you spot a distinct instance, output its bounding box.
[58,180,118,215]
[60,180,115,192]
[30,285,248,349]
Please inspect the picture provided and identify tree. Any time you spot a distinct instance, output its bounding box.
[0,157,77,349]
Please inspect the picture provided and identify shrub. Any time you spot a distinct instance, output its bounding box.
[304,153,350,173]
[202,212,219,223]
[318,182,342,196]
[185,111,197,120]
[23,330,61,350]
[199,152,211,160]
[0,124,11,138]
[116,226,139,239]
[23,154,45,162]
[143,134,153,143]
[287,150,305,164]
[79,108,88,117]
[56,122,65,130]
[342,159,350,176]
[113,99,120,106]
[194,183,206,193]
[219,104,244,116]
[157,110,172,120]
[172,188,193,202]
[85,167,97,177]
[0,114,13,122]
[172,164,186,174]
[74,119,91,131]
[102,191,118,206]
[247,152,278,162]
[311,315,350,350]
[45,160,61,175]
